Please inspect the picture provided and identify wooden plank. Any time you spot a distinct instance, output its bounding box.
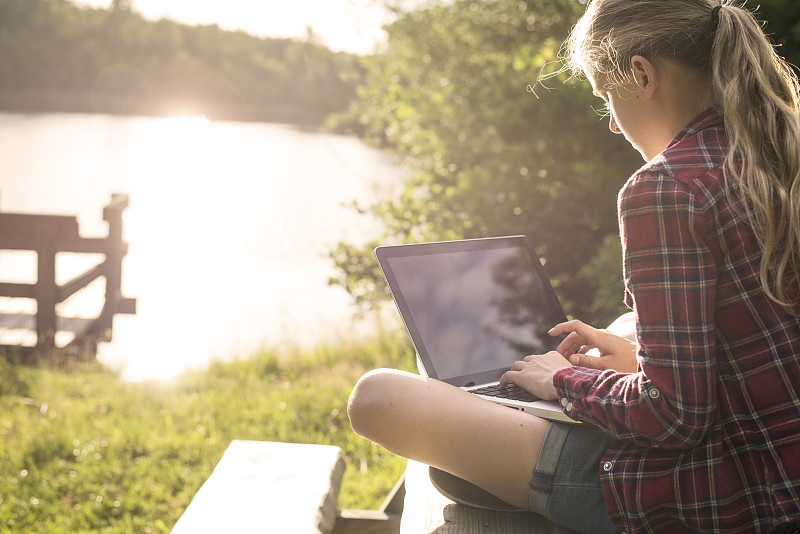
[58,261,106,302]
[0,235,116,254]
[57,316,96,335]
[0,282,35,299]
[0,312,95,349]
[171,441,346,534]
[115,297,136,315]
[380,473,406,515]
[0,313,93,335]
[60,238,118,254]
[400,460,569,534]
[0,278,106,349]
[334,510,400,534]
[333,464,405,533]
[0,213,79,248]
[0,312,34,331]
[0,297,36,349]
[57,279,105,320]
[103,193,130,219]
[0,298,36,332]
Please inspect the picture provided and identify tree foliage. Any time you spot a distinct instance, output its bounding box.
[329,0,800,326]
[329,0,642,325]
[757,0,800,70]
[0,0,361,124]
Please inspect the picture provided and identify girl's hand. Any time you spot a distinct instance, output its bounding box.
[550,319,638,373]
[499,351,572,401]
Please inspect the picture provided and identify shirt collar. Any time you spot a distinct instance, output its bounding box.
[666,107,723,150]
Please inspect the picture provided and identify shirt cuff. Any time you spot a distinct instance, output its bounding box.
[553,366,603,418]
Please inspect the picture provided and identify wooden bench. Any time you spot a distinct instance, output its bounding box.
[170,439,552,534]
[172,440,347,533]
[171,439,569,533]
[171,440,404,534]
[399,459,568,534]
[171,440,579,534]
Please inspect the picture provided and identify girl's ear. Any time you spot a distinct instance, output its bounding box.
[630,55,659,97]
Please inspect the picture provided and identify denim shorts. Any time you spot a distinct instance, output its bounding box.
[528,422,616,534]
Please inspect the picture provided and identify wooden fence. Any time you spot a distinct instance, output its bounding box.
[0,193,136,358]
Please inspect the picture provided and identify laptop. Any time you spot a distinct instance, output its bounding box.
[375,235,577,423]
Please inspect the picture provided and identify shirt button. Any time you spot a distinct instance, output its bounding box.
[603,461,613,472]
[649,388,661,399]
[561,397,569,407]
[566,402,574,412]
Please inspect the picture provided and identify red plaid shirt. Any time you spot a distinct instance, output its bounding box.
[554,109,800,533]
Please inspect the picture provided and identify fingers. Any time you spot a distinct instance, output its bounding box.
[552,320,625,355]
[549,319,597,340]
[555,331,588,357]
[551,321,599,357]
[499,370,517,388]
[569,354,624,372]
[568,353,606,370]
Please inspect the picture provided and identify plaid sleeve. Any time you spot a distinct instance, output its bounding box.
[554,170,718,448]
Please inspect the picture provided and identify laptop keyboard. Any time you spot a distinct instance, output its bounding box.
[471,383,540,402]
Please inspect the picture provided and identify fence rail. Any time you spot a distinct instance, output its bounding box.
[0,193,136,358]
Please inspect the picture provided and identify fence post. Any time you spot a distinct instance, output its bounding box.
[35,241,58,351]
[100,194,129,336]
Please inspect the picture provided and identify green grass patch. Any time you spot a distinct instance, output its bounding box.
[0,331,416,533]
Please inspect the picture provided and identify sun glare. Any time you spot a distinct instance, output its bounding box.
[110,114,237,382]
[159,114,211,129]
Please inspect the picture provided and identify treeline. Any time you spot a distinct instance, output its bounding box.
[0,0,363,124]
[327,0,800,326]
[327,0,640,326]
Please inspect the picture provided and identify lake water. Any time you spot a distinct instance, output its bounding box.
[0,112,404,381]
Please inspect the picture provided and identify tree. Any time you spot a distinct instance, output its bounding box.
[329,0,642,326]
[0,0,362,124]
[757,0,800,72]
[330,0,800,325]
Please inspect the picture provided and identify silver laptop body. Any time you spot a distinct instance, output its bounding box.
[375,235,578,424]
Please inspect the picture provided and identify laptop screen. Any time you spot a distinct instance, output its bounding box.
[375,236,568,386]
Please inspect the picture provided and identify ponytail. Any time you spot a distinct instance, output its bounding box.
[711,4,800,313]
[564,0,800,313]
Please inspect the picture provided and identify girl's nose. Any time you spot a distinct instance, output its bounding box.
[609,114,622,134]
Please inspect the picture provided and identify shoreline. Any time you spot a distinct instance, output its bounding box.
[0,91,333,128]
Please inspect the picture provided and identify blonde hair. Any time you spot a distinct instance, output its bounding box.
[565,0,800,314]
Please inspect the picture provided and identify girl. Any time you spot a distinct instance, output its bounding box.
[347,1,800,532]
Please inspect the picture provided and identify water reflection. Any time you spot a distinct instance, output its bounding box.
[487,249,566,356]
[386,245,566,381]
[0,112,402,380]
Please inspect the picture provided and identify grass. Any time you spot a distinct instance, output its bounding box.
[0,330,416,533]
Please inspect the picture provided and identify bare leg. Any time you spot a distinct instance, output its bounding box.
[347,368,550,510]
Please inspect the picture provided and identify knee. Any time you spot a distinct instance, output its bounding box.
[347,368,407,439]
